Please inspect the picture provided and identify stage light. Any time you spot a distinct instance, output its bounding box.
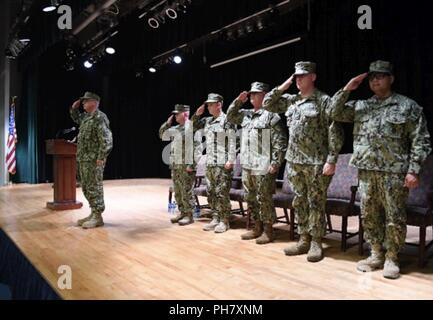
[64,61,75,71]
[166,8,178,19]
[237,27,246,38]
[42,0,58,12]
[42,5,56,12]
[19,38,31,43]
[177,4,187,13]
[5,49,16,59]
[84,60,93,68]
[88,55,98,64]
[149,67,157,73]
[177,0,191,13]
[9,38,27,56]
[66,48,76,58]
[148,17,159,28]
[245,22,255,34]
[105,47,116,54]
[145,0,192,29]
[226,29,236,41]
[173,55,182,64]
[257,19,265,30]
[5,38,27,59]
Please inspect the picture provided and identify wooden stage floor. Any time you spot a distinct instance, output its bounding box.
[0,179,432,300]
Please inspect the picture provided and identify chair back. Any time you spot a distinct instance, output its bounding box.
[196,155,207,178]
[407,155,433,209]
[282,163,294,195]
[231,154,243,189]
[327,154,359,201]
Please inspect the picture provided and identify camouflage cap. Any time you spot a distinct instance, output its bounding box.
[368,60,393,75]
[204,93,223,104]
[171,104,190,114]
[80,91,101,102]
[294,61,316,75]
[249,82,270,93]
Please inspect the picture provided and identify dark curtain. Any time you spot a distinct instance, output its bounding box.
[16,0,433,183]
[14,62,39,184]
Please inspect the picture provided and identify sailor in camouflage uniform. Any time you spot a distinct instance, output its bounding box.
[159,104,197,226]
[227,82,287,244]
[70,92,113,229]
[331,60,432,279]
[263,62,344,261]
[192,94,237,233]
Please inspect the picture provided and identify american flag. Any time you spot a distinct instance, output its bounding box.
[6,100,17,175]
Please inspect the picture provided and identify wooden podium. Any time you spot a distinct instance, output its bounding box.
[46,139,83,210]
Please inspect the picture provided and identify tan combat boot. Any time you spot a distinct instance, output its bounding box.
[241,220,263,240]
[77,212,93,226]
[357,244,385,272]
[383,252,400,279]
[214,219,230,233]
[256,223,274,245]
[284,234,311,256]
[178,213,194,226]
[307,238,324,262]
[82,213,104,229]
[203,216,219,231]
[170,212,186,224]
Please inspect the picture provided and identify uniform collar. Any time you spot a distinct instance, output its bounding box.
[296,88,320,104]
[368,92,398,106]
[252,108,264,116]
[210,112,225,123]
[83,109,100,120]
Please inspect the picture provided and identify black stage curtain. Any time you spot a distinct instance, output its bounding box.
[15,0,433,183]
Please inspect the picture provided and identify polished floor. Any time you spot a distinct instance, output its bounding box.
[0,179,432,299]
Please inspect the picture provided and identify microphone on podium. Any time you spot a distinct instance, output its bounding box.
[63,127,76,134]
[56,127,77,138]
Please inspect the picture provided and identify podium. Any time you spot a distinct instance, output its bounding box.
[46,139,83,210]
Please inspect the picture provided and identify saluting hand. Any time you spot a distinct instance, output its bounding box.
[278,74,295,92]
[196,104,206,116]
[71,99,81,109]
[237,91,249,103]
[344,73,368,92]
[167,115,174,126]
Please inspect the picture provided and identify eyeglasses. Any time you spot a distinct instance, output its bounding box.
[368,73,390,81]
